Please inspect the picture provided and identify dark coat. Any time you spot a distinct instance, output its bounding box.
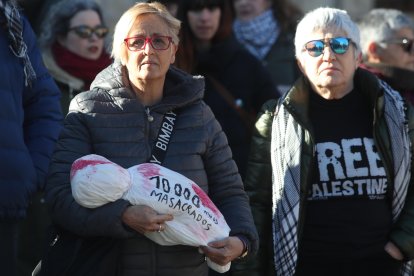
[41,48,84,116]
[45,63,258,276]
[261,30,301,94]
[195,35,277,178]
[0,14,62,219]
[360,62,414,106]
[232,69,414,275]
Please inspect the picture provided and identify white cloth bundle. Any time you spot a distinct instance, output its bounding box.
[70,154,231,273]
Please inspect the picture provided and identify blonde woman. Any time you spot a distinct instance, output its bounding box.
[43,2,258,275]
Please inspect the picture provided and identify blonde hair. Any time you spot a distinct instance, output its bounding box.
[111,2,181,63]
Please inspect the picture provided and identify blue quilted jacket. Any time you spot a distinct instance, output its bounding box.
[0,13,62,219]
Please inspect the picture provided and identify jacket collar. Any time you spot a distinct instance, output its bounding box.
[91,62,205,113]
[42,48,84,90]
[283,68,382,129]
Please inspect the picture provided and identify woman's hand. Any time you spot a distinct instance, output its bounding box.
[121,205,173,234]
[384,241,404,261]
[199,236,245,266]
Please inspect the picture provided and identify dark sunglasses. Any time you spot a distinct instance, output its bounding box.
[68,25,108,39]
[382,38,414,54]
[303,37,352,57]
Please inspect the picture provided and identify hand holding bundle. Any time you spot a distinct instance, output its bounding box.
[70,154,231,273]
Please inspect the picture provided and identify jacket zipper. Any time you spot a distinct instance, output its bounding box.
[146,107,154,122]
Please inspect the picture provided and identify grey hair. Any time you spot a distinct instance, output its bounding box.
[294,7,361,58]
[358,8,414,61]
[111,2,181,63]
[37,0,105,49]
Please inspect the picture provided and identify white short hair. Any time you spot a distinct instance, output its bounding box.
[294,7,361,58]
[358,8,414,61]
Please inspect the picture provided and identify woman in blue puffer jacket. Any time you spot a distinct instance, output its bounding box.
[0,0,62,275]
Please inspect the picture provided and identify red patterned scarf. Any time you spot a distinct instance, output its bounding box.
[52,42,112,90]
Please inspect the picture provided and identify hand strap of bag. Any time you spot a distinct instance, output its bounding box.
[148,110,178,165]
[206,75,256,131]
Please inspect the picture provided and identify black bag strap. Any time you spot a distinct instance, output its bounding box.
[37,110,179,276]
[206,75,256,133]
[148,110,178,165]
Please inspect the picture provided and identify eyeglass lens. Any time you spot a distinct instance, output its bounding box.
[382,38,414,54]
[70,25,108,39]
[304,37,350,57]
[400,39,413,53]
[124,36,171,51]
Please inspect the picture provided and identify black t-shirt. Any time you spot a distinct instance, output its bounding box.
[298,89,392,261]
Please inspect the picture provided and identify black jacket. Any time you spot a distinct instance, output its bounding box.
[195,35,277,178]
[233,69,414,275]
[45,63,258,276]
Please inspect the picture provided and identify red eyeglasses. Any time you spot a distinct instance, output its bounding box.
[123,35,173,51]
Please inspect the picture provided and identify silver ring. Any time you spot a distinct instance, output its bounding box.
[158,224,162,233]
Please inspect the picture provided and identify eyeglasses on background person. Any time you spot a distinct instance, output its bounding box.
[381,37,414,54]
[303,37,352,57]
[68,25,109,39]
[124,35,173,51]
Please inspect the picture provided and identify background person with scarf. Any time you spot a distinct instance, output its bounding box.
[235,7,414,276]
[231,0,302,95]
[38,0,112,115]
[358,8,414,106]
[0,0,62,275]
[175,0,277,181]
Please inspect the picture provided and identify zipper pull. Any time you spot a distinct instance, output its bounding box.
[50,234,59,246]
[146,107,154,122]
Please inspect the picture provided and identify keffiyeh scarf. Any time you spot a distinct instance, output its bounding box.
[0,0,36,87]
[270,81,412,275]
[233,9,279,60]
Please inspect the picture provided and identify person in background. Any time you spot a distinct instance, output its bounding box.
[231,0,302,95]
[96,0,145,37]
[148,0,180,17]
[15,0,45,29]
[33,0,146,38]
[43,2,258,275]
[238,6,414,276]
[0,0,62,275]
[175,0,277,180]
[358,8,414,105]
[38,0,112,115]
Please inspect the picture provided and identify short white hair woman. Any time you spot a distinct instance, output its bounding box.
[240,7,414,276]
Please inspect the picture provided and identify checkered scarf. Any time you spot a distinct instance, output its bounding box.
[233,9,279,60]
[0,0,36,87]
[270,81,412,276]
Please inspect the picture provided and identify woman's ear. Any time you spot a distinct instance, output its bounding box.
[366,42,382,62]
[120,48,128,65]
[355,52,362,69]
[296,58,305,75]
[170,44,178,64]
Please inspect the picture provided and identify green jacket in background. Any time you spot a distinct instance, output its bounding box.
[232,68,414,276]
